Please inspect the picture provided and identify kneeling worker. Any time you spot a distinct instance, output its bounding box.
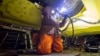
[37,5,67,54]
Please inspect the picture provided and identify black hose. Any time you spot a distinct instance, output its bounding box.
[68,16,75,39]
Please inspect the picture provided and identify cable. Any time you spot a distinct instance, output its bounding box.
[59,20,70,32]
[59,15,74,38]
[78,18,100,24]
[72,18,100,24]
[68,16,74,38]
[58,15,70,32]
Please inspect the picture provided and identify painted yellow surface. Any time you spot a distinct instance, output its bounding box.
[62,0,100,37]
[0,0,42,30]
[0,0,100,37]
[82,0,100,19]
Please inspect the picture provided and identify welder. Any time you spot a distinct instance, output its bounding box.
[37,4,67,55]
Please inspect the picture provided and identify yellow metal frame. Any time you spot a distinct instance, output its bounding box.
[62,0,100,37]
[0,0,42,30]
[1,0,100,37]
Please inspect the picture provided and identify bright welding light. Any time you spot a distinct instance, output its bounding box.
[51,10,55,14]
[59,7,67,13]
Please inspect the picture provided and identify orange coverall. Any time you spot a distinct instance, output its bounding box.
[37,6,66,54]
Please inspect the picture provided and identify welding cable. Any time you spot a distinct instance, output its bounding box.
[78,18,100,24]
[59,15,74,38]
[68,16,74,38]
[59,20,70,32]
[71,17,100,24]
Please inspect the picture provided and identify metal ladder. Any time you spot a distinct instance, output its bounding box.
[0,23,34,51]
[0,31,28,50]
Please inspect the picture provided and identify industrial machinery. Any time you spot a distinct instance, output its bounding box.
[84,35,100,52]
[0,0,100,36]
[0,0,100,53]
